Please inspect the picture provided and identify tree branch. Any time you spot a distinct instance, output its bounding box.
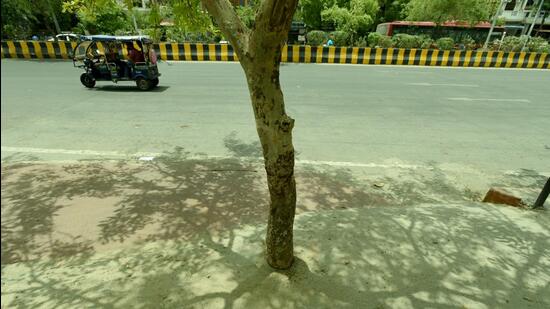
[248,0,299,62]
[200,0,250,58]
[255,0,299,33]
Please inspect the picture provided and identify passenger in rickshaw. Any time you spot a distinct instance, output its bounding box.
[127,42,145,63]
[124,42,145,77]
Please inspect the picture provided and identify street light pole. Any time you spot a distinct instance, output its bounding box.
[484,0,509,50]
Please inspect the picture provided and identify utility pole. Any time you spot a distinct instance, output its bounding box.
[484,0,510,50]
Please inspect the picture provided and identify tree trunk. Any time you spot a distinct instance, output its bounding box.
[46,0,61,34]
[201,0,299,270]
[243,57,296,270]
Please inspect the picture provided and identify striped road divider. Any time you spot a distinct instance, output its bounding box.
[2,41,549,69]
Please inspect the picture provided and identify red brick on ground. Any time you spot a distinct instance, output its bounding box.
[482,188,524,207]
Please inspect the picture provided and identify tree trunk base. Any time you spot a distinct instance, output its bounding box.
[267,254,294,270]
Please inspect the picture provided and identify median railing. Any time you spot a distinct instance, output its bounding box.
[2,41,549,69]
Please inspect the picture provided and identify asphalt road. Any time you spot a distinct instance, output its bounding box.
[1,59,549,174]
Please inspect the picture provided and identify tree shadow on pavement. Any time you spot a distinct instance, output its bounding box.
[2,143,549,308]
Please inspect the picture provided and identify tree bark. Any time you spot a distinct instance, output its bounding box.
[202,0,299,269]
[243,56,296,269]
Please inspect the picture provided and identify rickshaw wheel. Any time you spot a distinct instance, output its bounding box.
[80,73,95,88]
[136,78,151,91]
[151,78,159,88]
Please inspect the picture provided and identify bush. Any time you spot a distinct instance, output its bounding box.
[143,28,163,42]
[392,34,419,49]
[459,35,477,50]
[527,36,549,53]
[330,31,350,46]
[499,36,528,52]
[436,37,455,50]
[367,32,382,47]
[367,32,392,48]
[307,30,328,46]
[354,37,368,47]
[378,36,393,48]
[163,27,184,42]
[418,35,435,49]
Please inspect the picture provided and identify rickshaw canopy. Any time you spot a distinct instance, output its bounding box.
[80,35,153,44]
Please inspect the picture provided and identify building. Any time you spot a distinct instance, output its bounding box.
[499,0,550,37]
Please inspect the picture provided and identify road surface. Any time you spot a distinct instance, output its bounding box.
[1,59,549,174]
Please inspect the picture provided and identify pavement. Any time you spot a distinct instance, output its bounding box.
[1,60,549,308]
[1,59,549,175]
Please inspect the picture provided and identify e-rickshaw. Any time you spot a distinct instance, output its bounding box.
[73,35,161,90]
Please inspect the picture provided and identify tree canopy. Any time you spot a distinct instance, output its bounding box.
[321,0,379,39]
[376,0,410,24]
[405,0,497,24]
[2,0,73,39]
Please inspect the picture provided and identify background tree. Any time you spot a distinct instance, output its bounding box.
[195,0,299,269]
[2,0,73,39]
[1,0,35,39]
[376,0,410,24]
[299,0,335,30]
[405,0,496,24]
[321,0,379,41]
[62,0,130,34]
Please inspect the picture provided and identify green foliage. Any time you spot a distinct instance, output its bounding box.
[354,36,368,47]
[79,6,129,34]
[418,35,434,49]
[300,0,335,30]
[491,35,550,53]
[378,35,393,47]
[321,0,379,41]
[235,4,256,28]
[160,25,221,43]
[2,0,74,39]
[330,31,351,46]
[63,0,130,34]
[392,33,419,48]
[367,32,392,47]
[435,37,455,50]
[133,10,154,29]
[170,0,214,34]
[306,30,328,45]
[495,17,506,26]
[406,0,494,24]
[496,36,528,52]
[527,36,550,53]
[148,2,162,28]
[164,27,187,42]
[459,34,476,49]
[376,0,410,24]
[1,0,34,38]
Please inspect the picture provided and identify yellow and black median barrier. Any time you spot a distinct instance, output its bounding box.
[2,41,549,69]
[1,40,78,60]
